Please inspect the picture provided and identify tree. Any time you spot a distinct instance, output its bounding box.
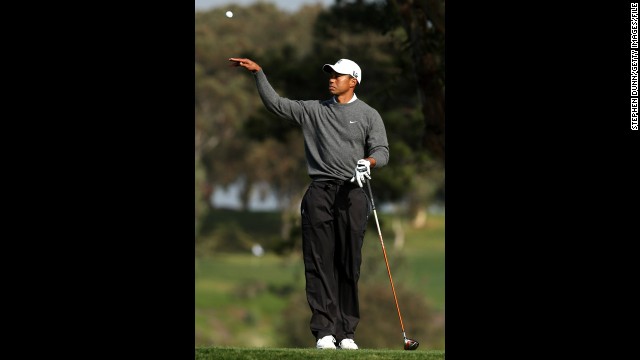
[311,0,445,223]
[195,4,324,247]
[388,0,445,162]
[195,0,446,243]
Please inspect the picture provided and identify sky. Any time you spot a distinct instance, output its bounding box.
[195,0,334,13]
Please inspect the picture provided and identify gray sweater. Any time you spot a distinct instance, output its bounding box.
[254,70,389,182]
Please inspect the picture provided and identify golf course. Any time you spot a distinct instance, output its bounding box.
[195,209,445,353]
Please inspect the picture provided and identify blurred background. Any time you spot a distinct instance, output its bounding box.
[195,0,445,350]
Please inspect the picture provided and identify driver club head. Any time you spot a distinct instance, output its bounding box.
[404,338,419,350]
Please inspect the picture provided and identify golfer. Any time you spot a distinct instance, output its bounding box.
[229,57,389,350]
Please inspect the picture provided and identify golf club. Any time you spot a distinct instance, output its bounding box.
[366,180,419,351]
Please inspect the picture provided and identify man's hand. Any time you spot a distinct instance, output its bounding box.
[350,159,371,187]
[229,58,261,73]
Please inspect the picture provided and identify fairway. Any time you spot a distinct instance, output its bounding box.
[196,211,444,349]
[196,347,446,360]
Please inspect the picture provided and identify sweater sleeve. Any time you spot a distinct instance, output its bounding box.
[367,111,390,168]
[253,70,305,125]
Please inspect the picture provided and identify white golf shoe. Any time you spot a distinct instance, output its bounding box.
[316,335,337,349]
[338,338,359,350]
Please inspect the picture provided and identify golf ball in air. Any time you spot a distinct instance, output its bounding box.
[226,11,233,18]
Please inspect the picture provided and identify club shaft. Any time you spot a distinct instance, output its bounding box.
[366,182,406,334]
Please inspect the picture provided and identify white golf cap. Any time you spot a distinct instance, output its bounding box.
[322,59,362,84]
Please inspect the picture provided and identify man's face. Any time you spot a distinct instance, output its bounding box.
[328,71,356,96]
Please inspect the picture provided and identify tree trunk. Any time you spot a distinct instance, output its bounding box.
[392,218,405,250]
[389,0,445,163]
[412,207,428,229]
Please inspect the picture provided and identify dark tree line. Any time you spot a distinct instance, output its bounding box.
[195,0,445,246]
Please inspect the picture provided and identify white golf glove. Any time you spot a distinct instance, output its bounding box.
[350,159,371,187]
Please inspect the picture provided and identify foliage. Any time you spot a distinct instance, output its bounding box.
[195,3,323,187]
[196,209,284,257]
[278,285,443,349]
[195,1,447,350]
[388,0,446,161]
[196,156,210,236]
[195,0,445,261]
[308,0,439,205]
[196,211,445,349]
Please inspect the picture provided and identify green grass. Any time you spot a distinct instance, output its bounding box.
[196,253,306,347]
[195,347,445,360]
[199,209,282,243]
[195,211,444,349]
[365,212,445,311]
[195,254,303,308]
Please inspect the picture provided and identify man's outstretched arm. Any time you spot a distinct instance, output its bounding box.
[229,57,261,73]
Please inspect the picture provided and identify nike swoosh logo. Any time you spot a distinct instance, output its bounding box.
[349,121,358,123]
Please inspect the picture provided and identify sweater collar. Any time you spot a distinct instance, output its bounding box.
[331,93,358,104]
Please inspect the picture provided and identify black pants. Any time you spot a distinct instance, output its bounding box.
[301,180,370,342]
